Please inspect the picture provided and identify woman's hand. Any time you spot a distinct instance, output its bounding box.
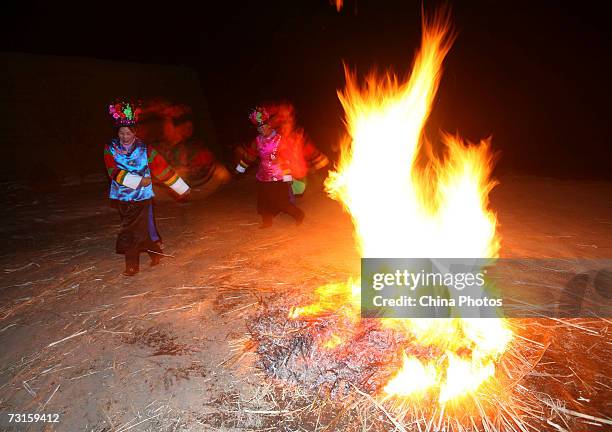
[139,177,152,187]
[177,188,191,202]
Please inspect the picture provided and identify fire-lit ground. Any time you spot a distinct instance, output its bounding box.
[0,174,610,431]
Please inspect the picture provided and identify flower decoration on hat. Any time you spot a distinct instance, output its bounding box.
[249,106,271,126]
[108,100,142,127]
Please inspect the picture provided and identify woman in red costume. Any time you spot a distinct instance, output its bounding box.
[235,103,328,228]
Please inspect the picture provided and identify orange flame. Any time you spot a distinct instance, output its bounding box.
[384,353,437,397]
[330,0,343,12]
[291,10,512,407]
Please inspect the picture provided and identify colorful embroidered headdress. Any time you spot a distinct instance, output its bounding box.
[249,106,271,126]
[109,100,142,127]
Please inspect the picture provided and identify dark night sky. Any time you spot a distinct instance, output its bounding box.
[2,0,611,179]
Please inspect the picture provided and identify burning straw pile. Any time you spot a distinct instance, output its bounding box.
[244,301,611,431]
[234,9,612,432]
[249,300,408,398]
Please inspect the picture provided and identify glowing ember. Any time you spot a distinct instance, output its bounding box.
[290,10,513,406]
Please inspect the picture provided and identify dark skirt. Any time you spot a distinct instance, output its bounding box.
[114,199,161,256]
[257,181,304,220]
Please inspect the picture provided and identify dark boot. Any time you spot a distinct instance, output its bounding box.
[294,208,305,226]
[148,252,161,267]
[123,253,139,276]
[283,204,305,226]
[259,214,274,229]
[147,243,163,267]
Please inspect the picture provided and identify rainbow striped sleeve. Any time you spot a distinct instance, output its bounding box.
[148,147,190,194]
[235,140,259,173]
[104,145,130,184]
[303,142,329,170]
[311,152,329,170]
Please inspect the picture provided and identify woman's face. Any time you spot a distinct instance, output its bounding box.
[257,123,272,136]
[118,127,136,145]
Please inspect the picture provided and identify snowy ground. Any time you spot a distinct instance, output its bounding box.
[0,174,610,431]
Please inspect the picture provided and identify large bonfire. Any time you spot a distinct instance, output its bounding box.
[291,10,511,405]
[241,8,610,432]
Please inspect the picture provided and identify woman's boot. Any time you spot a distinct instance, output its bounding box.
[123,253,140,276]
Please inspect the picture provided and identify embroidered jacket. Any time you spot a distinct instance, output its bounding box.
[235,131,328,181]
[104,138,189,201]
